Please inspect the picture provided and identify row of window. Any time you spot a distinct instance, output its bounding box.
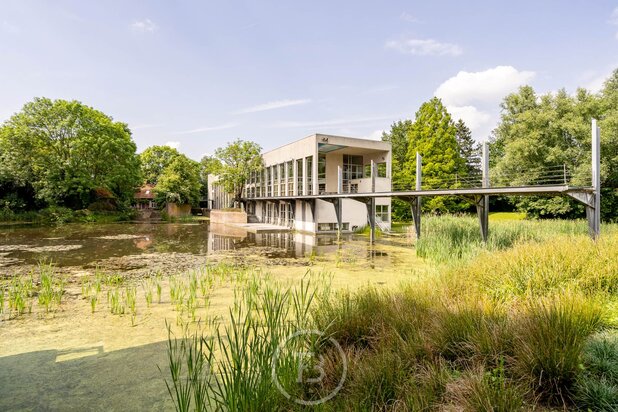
[245,155,387,198]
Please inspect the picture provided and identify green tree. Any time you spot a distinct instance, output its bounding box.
[403,98,465,212]
[382,120,414,220]
[199,155,222,200]
[154,155,201,206]
[139,145,181,185]
[0,97,141,209]
[490,85,612,218]
[454,119,481,176]
[213,140,263,205]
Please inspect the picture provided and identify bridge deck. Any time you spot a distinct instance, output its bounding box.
[243,185,594,202]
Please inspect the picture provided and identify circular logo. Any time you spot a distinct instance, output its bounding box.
[271,329,347,406]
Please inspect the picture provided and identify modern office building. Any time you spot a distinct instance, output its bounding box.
[210,133,392,233]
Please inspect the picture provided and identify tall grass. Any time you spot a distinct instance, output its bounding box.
[415,215,598,264]
[308,234,616,410]
[163,270,339,411]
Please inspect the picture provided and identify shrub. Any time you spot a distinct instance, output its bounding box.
[512,294,606,405]
[574,333,618,411]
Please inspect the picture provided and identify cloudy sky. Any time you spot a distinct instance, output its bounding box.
[1,1,617,159]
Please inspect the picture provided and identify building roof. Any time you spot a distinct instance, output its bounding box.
[135,184,156,199]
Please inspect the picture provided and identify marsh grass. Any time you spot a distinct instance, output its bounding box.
[164,270,340,411]
[415,215,609,264]
[574,332,618,410]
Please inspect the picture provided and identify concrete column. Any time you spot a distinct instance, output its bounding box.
[371,160,376,193]
[293,159,298,196]
[337,165,343,194]
[313,142,319,195]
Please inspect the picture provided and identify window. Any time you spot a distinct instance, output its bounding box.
[273,166,279,196]
[317,222,349,231]
[318,154,326,180]
[376,205,389,222]
[377,162,387,178]
[296,160,303,195]
[364,164,372,178]
[343,155,363,180]
[287,161,294,195]
[306,156,313,195]
[266,168,272,197]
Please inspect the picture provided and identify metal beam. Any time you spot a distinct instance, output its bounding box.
[590,119,601,239]
[411,152,422,239]
[477,142,490,243]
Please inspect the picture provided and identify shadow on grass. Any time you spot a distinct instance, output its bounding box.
[0,341,172,411]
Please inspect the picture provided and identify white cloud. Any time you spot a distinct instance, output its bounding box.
[130,19,157,33]
[435,66,535,106]
[235,99,311,114]
[165,141,180,149]
[447,105,491,130]
[385,38,462,56]
[435,66,536,141]
[364,129,385,140]
[176,123,237,135]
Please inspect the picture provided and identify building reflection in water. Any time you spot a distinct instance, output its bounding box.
[206,223,359,258]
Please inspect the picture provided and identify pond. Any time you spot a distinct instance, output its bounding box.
[0,221,426,411]
[0,221,421,275]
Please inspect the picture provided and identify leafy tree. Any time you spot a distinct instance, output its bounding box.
[154,155,201,206]
[454,119,481,176]
[382,120,413,220]
[490,75,618,221]
[0,97,141,209]
[213,140,263,205]
[199,155,222,200]
[139,145,181,185]
[403,97,465,212]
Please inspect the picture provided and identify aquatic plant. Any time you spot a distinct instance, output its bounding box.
[90,294,98,313]
[125,286,137,326]
[164,274,325,410]
[36,263,64,313]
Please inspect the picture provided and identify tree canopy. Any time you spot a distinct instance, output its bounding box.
[403,97,465,212]
[0,97,141,210]
[490,76,618,220]
[139,145,181,185]
[154,155,202,206]
[212,140,263,203]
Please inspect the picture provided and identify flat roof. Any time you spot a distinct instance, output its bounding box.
[262,133,390,156]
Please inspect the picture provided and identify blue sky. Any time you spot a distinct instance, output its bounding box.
[1,1,617,160]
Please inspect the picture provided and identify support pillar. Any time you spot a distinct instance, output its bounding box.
[334,198,343,235]
[410,198,421,239]
[337,165,343,194]
[366,198,376,243]
[477,143,490,243]
[589,119,601,239]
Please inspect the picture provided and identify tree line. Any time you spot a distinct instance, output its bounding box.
[1,69,617,221]
[383,69,618,221]
[0,97,261,219]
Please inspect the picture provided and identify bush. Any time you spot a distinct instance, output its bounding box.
[512,294,606,405]
[574,333,618,411]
